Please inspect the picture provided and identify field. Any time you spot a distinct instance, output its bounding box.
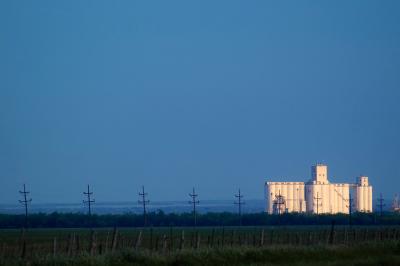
[1,226,400,265]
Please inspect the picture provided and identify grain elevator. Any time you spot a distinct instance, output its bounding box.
[265,164,373,214]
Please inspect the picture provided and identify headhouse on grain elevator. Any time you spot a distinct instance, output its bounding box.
[265,164,373,214]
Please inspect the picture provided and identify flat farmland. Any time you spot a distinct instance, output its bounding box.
[1,226,400,265]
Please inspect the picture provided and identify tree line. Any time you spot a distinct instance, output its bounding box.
[1,211,400,228]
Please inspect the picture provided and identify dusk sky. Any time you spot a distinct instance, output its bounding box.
[1,1,399,204]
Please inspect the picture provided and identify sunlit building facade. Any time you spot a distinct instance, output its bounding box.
[265,164,373,214]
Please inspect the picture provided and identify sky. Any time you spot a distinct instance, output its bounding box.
[0,1,399,204]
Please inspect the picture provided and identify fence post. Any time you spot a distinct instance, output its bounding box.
[67,234,73,257]
[179,230,185,250]
[307,231,312,245]
[211,229,215,248]
[111,227,118,253]
[18,228,25,246]
[20,240,26,259]
[135,231,142,251]
[276,231,281,245]
[90,230,97,256]
[119,235,124,250]
[150,227,153,251]
[295,233,300,245]
[193,231,196,249]
[270,230,274,245]
[162,234,168,254]
[260,229,264,247]
[374,229,378,243]
[98,243,103,255]
[155,236,159,252]
[286,232,290,245]
[328,220,335,245]
[75,235,80,255]
[196,231,200,250]
[0,243,6,265]
[363,229,368,242]
[1,243,6,258]
[73,233,77,256]
[104,231,110,254]
[221,228,225,248]
[169,227,173,252]
[53,237,57,258]
[19,228,26,259]
[392,228,397,241]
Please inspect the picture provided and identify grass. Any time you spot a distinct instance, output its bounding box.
[1,226,400,265]
[2,243,400,266]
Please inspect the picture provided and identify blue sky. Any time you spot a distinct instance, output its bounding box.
[0,1,399,204]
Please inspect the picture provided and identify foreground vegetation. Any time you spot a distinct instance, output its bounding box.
[1,226,400,265]
[1,240,400,265]
[2,212,400,265]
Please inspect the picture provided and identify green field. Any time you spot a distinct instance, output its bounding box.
[1,226,400,265]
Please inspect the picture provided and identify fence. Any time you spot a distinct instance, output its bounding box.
[1,226,400,260]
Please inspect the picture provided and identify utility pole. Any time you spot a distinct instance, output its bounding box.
[377,193,385,218]
[138,186,150,227]
[188,187,200,227]
[83,185,95,227]
[234,189,245,226]
[314,192,322,215]
[19,184,32,228]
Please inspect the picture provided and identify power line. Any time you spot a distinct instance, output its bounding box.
[234,189,245,226]
[83,184,95,217]
[188,187,200,227]
[138,186,150,227]
[377,193,385,217]
[19,184,32,228]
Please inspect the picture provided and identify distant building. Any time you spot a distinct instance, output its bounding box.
[265,164,373,214]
